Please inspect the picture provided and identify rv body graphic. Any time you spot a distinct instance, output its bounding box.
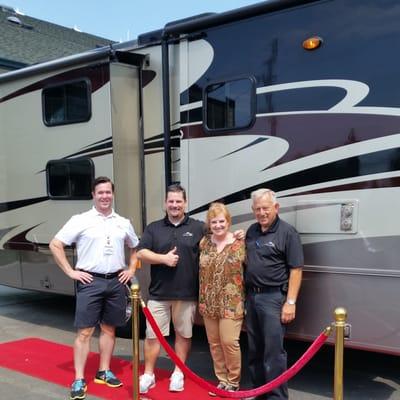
[1,0,400,353]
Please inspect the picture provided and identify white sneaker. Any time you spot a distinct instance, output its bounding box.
[169,371,184,392]
[139,373,155,394]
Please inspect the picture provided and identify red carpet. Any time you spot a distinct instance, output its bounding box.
[0,337,222,399]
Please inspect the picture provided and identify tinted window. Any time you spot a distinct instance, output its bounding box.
[46,158,94,199]
[205,78,254,131]
[43,80,91,126]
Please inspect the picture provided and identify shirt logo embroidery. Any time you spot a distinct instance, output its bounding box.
[182,231,193,237]
[256,240,275,248]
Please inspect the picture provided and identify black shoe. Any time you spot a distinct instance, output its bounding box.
[70,379,87,400]
[94,370,123,387]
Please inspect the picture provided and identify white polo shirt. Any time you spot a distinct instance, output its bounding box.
[55,207,139,274]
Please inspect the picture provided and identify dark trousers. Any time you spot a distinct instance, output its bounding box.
[245,288,288,400]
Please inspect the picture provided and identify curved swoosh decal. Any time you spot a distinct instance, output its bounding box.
[188,147,400,215]
[4,225,42,251]
[0,197,49,214]
[0,226,18,241]
[0,64,110,104]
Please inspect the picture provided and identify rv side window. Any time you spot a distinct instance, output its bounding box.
[205,78,255,131]
[42,79,91,126]
[46,159,94,199]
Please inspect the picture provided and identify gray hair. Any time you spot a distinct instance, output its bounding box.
[251,188,277,204]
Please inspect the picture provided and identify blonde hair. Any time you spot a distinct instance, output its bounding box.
[205,202,232,229]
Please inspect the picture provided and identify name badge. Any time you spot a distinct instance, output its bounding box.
[104,236,114,255]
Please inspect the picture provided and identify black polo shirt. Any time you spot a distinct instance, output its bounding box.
[138,214,205,300]
[245,216,303,288]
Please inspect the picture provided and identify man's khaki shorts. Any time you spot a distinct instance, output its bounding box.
[146,299,197,339]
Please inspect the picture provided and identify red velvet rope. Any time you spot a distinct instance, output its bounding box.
[142,305,331,398]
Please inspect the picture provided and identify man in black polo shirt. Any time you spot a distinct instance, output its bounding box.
[137,184,205,394]
[245,188,303,400]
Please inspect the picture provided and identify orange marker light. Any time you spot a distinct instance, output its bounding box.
[303,36,323,50]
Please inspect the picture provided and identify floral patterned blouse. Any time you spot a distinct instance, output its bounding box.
[199,235,245,319]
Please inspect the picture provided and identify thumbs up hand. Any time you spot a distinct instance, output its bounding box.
[164,246,179,267]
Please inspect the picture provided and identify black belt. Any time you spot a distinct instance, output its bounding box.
[79,270,121,279]
[247,285,283,293]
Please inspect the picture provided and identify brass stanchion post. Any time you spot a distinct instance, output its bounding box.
[333,307,347,400]
[131,282,141,400]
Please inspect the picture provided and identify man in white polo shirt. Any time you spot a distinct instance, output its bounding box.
[50,176,139,400]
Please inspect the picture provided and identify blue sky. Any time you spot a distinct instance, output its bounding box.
[11,0,259,42]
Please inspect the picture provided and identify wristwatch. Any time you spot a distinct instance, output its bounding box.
[286,299,296,305]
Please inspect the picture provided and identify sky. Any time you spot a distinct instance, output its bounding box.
[10,0,260,42]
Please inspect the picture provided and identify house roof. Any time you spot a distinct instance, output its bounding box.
[0,5,114,68]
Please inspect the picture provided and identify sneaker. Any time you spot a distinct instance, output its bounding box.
[209,381,227,396]
[169,371,184,392]
[139,373,156,394]
[225,384,239,392]
[70,379,87,400]
[94,370,122,387]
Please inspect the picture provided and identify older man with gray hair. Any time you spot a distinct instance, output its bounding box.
[244,189,303,400]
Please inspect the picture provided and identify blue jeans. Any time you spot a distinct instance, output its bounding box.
[245,287,288,400]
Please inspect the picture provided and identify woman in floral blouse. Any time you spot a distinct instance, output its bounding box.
[199,202,245,394]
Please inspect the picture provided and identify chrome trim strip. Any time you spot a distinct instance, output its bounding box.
[303,265,400,278]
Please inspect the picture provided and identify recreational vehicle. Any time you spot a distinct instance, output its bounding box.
[1,0,400,354]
